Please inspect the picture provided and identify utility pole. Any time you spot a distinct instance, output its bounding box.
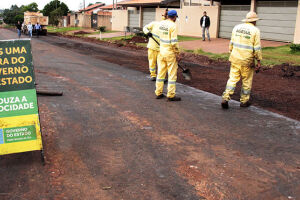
[83,0,85,10]
[113,0,115,10]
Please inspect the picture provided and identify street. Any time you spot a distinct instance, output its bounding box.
[0,29,299,200]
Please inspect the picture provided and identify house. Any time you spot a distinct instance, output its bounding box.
[68,2,106,28]
[79,2,106,14]
[99,4,122,10]
[112,0,300,43]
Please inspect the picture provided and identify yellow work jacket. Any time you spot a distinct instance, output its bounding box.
[229,23,262,67]
[158,19,179,57]
[143,21,160,51]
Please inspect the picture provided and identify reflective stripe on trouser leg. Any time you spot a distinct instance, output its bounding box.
[222,63,241,101]
[155,54,168,96]
[166,55,178,98]
[148,49,158,78]
[240,65,254,103]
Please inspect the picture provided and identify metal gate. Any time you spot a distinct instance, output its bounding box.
[142,8,156,27]
[256,1,298,42]
[128,10,139,27]
[219,5,250,38]
[91,14,98,28]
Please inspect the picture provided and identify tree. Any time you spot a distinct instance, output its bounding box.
[42,0,69,17]
[21,2,39,12]
[49,7,64,26]
[2,5,23,24]
[2,3,40,25]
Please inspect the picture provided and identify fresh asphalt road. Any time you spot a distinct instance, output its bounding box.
[0,29,299,200]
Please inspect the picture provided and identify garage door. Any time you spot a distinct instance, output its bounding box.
[142,8,156,27]
[256,1,298,42]
[128,10,139,27]
[219,5,251,38]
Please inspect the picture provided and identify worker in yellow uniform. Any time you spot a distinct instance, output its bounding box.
[155,10,181,101]
[143,21,161,81]
[221,11,262,109]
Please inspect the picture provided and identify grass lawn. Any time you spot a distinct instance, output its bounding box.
[187,45,300,66]
[136,43,147,48]
[47,26,84,33]
[101,34,134,41]
[261,45,300,66]
[178,35,201,42]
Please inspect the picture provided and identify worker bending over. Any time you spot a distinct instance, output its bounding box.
[221,11,262,109]
[155,10,181,101]
[143,21,161,81]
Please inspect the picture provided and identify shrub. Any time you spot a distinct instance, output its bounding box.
[290,43,300,52]
[98,26,106,32]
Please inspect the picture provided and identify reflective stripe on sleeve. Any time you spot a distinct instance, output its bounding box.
[160,38,178,44]
[152,33,160,38]
[168,81,176,84]
[254,46,261,51]
[231,42,254,50]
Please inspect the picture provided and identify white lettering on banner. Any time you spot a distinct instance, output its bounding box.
[0,103,34,112]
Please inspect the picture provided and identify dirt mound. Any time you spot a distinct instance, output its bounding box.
[127,36,148,43]
[73,31,90,35]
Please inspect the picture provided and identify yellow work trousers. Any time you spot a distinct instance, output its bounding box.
[148,49,159,78]
[222,63,254,103]
[155,54,178,98]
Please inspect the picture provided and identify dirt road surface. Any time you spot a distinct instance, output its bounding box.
[0,29,299,200]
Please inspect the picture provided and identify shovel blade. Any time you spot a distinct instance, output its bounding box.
[182,69,192,80]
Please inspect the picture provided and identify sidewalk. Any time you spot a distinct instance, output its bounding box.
[179,38,288,54]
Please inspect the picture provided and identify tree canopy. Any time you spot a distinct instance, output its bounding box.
[21,3,39,12]
[2,2,40,24]
[42,0,69,26]
[3,5,23,24]
[42,0,69,17]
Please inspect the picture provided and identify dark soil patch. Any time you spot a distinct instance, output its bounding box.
[73,31,90,35]
[127,36,148,43]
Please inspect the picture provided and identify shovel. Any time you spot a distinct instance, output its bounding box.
[178,64,192,80]
[149,35,192,81]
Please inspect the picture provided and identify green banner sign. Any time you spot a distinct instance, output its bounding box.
[0,89,38,118]
[4,125,37,144]
[0,39,35,92]
[0,39,43,156]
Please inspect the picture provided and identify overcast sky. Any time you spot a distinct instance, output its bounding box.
[0,0,114,11]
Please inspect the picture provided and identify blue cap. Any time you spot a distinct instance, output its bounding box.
[167,10,178,17]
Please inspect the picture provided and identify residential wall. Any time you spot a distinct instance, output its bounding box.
[251,0,256,11]
[155,6,220,38]
[97,12,112,30]
[70,14,75,27]
[112,10,128,31]
[77,13,91,28]
[294,0,300,44]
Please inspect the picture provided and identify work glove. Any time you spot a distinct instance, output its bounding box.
[255,60,261,73]
[147,32,153,37]
[176,54,182,63]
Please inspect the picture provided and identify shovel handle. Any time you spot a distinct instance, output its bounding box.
[150,35,187,73]
[178,64,186,71]
[150,35,160,46]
